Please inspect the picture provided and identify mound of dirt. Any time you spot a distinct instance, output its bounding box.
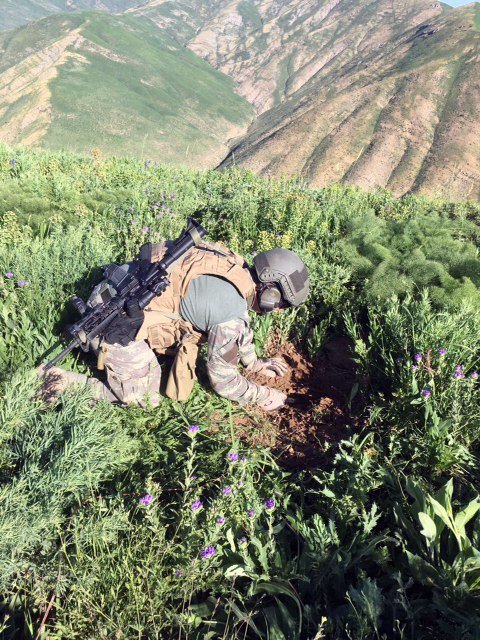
[238,333,362,469]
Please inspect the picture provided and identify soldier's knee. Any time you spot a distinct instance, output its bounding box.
[104,340,162,407]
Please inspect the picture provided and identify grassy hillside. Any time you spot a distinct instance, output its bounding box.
[0,12,253,166]
[0,0,140,30]
[1,144,480,639]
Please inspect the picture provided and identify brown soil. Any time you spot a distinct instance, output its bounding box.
[230,331,363,469]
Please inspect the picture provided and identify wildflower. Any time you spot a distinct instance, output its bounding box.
[10,159,15,166]
[414,354,423,362]
[238,481,244,487]
[188,425,200,433]
[174,569,182,577]
[201,546,216,559]
[141,226,149,233]
[4,272,13,278]
[191,500,203,511]
[216,517,225,525]
[454,366,465,379]
[222,486,233,496]
[263,498,275,510]
[439,348,447,356]
[130,219,137,224]
[239,536,247,544]
[240,456,248,463]
[248,508,255,518]
[412,365,418,372]
[17,280,29,287]
[422,389,431,398]
[471,371,479,379]
[139,494,153,506]
[228,452,239,463]
[145,161,151,168]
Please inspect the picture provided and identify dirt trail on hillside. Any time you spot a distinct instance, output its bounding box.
[213,332,363,470]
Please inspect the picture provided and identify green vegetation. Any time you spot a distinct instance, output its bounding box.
[237,1,263,31]
[0,12,253,166]
[1,143,480,639]
[0,0,140,31]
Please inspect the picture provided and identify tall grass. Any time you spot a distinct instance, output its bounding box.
[1,144,480,639]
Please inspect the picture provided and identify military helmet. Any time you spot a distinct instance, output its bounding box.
[253,248,309,307]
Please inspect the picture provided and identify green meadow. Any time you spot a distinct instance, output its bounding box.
[1,143,480,639]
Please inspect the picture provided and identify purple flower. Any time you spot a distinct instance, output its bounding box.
[412,365,418,372]
[248,508,255,518]
[471,371,479,379]
[414,354,423,362]
[191,500,203,511]
[439,349,447,356]
[222,486,233,496]
[216,517,225,525]
[228,452,239,462]
[130,219,137,224]
[454,371,465,379]
[422,389,431,398]
[17,280,28,287]
[4,272,13,278]
[141,226,149,233]
[10,159,15,167]
[239,536,247,544]
[455,364,463,371]
[238,481,244,487]
[263,499,275,510]
[201,546,216,559]
[174,569,182,577]
[240,456,248,463]
[145,161,151,168]
[139,494,153,506]
[188,425,200,433]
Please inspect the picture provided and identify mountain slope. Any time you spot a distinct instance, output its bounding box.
[219,2,480,200]
[0,0,141,31]
[0,11,253,166]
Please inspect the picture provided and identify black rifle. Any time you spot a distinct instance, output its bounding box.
[44,217,206,371]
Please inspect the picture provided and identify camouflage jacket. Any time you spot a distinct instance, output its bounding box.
[207,311,269,406]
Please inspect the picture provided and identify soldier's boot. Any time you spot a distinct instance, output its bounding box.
[36,365,117,404]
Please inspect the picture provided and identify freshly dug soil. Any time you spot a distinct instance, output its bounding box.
[236,331,362,469]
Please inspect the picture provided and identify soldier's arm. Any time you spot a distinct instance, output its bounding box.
[237,311,258,369]
[207,318,268,406]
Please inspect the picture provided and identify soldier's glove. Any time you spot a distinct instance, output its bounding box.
[248,357,289,379]
[257,388,287,412]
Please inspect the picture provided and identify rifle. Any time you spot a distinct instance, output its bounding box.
[44,217,206,371]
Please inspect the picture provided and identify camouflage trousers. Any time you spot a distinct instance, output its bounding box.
[45,319,162,408]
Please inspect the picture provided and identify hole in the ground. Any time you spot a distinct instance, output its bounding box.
[226,331,365,470]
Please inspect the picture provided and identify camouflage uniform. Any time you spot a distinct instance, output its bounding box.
[41,318,162,408]
[207,311,268,405]
[42,310,266,408]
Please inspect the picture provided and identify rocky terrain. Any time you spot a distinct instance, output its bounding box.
[1,0,479,199]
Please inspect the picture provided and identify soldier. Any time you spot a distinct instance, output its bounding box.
[39,240,309,412]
